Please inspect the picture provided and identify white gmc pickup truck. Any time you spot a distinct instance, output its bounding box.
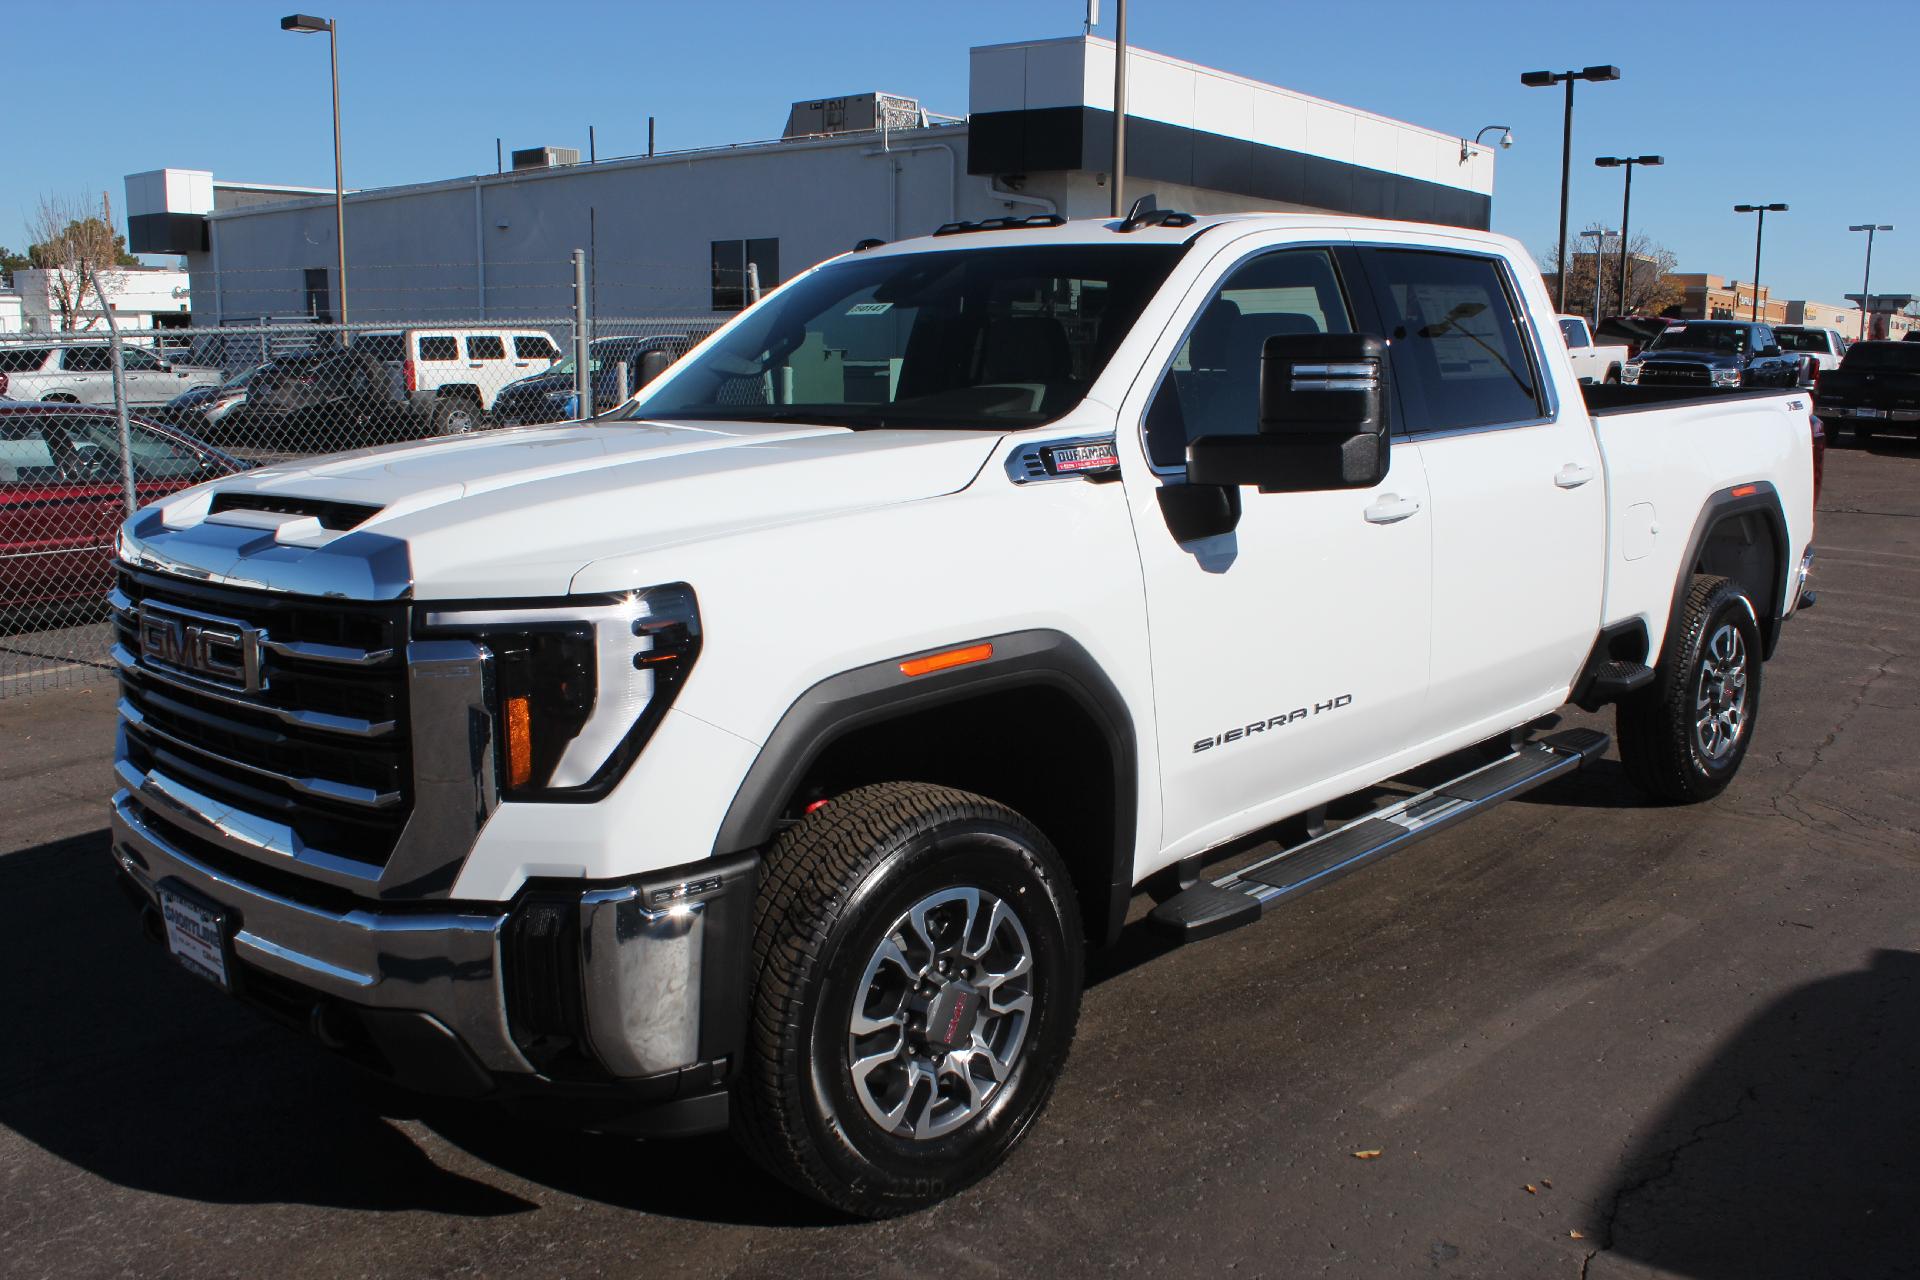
[108,210,1817,1218]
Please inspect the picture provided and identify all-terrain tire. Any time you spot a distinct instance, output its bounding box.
[1617,574,1763,804]
[732,781,1084,1218]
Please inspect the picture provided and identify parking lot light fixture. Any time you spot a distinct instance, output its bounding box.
[1733,203,1789,323]
[1523,65,1622,313]
[1848,224,1895,342]
[1595,155,1663,316]
[281,13,347,329]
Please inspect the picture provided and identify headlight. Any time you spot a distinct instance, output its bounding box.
[1621,362,1641,384]
[420,584,700,799]
[1710,367,1743,387]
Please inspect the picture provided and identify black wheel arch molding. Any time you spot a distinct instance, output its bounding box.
[712,628,1140,947]
[1669,480,1793,660]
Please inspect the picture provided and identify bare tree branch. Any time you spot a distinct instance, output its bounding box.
[25,193,136,331]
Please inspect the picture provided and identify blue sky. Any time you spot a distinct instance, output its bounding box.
[9,0,1915,309]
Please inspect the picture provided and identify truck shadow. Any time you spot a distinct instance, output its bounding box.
[0,830,824,1226]
[1583,948,1920,1278]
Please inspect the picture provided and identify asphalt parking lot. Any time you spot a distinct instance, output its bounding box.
[1,439,1914,1280]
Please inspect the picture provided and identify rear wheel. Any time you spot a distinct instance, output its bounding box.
[733,782,1083,1218]
[430,397,482,435]
[1617,575,1763,804]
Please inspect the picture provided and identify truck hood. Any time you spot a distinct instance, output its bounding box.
[127,419,1003,599]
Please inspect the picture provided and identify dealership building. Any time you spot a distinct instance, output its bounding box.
[124,35,1500,326]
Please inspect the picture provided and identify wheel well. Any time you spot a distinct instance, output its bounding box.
[1693,509,1782,649]
[438,385,483,405]
[787,686,1119,943]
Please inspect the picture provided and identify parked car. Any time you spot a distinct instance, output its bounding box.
[1554,315,1630,384]
[109,213,1816,1219]
[1812,339,1920,442]
[238,348,397,450]
[1774,325,1847,375]
[0,401,238,615]
[352,326,563,434]
[493,334,693,425]
[1621,320,1806,390]
[156,361,282,439]
[0,343,223,406]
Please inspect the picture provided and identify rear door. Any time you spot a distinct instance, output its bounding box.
[58,346,115,404]
[464,334,509,408]
[1355,242,1605,744]
[1122,240,1434,858]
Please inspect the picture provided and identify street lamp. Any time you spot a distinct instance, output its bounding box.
[1848,223,1894,342]
[1522,65,1622,313]
[1580,227,1617,328]
[1732,203,1789,323]
[281,13,347,329]
[1594,155,1663,315]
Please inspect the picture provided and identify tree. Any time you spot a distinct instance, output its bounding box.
[1540,226,1684,319]
[23,193,141,330]
[0,245,28,281]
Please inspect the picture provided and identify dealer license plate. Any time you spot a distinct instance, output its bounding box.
[160,884,231,991]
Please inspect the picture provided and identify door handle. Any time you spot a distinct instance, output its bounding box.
[1363,493,1421,525]
[1555,462,1595,489]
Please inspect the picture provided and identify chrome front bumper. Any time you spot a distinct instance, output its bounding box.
[111,783,756,1092]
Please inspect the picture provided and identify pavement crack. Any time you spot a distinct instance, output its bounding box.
[1580,1087,1757,1276]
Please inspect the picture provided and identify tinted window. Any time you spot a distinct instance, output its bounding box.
[63,346,114,373]
[417,336,459,362]
[1651,324,1748,354]
[1558,318,1590,348]
[1775,328,1831,353]
[1841,343,1920,372]
[466,335,506,361]
[514,335,558,360]
[641,244,1183,429]
[1368,250,1545,432]
[120,347,162,371]
[1145,247,1355,468]
[0,420,59,484]
[0,348,50,373]
[354,333,404,362]
[1755,326,1777,351]
[59,418,207,481]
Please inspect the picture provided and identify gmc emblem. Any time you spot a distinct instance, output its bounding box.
[137,604,266,692]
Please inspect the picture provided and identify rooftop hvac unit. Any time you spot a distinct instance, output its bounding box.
[511,146,582,171]
[782,92,924,139]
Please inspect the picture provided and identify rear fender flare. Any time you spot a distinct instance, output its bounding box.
[1668,482,1789,659]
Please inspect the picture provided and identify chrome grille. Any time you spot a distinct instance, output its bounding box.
[112,566,413,875]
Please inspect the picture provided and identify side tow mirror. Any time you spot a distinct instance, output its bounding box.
[636,348,675,388]
[1760,345,1782,359]
[1186,333,1391,493]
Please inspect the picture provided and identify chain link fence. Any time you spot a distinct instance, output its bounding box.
[0,262,731,697]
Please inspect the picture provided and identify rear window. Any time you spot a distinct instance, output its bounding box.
[353,333,404,362]
[417,336,459,362]
[1775,328,1831,353]
[1841,343,1920,372]
[514,335,559,360]
[0,348,50,373]
[466,335,506,360]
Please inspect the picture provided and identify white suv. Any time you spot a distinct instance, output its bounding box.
[0,343,222,406]
[352,326,563,433]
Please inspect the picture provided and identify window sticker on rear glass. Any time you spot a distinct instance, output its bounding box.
[846,301,892,315]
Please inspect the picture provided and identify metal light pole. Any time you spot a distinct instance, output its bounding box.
[1849,223,1894,342]
[1109,0,1128,217]
[1522,65,1621,313]
[1595,155,1662,314]
[282,14,347,329]
[1733,203,1788,323]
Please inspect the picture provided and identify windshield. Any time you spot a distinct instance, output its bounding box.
[1842,343,1920,372]
[1649,324,1748,355]
[626,243,1184,429]
[1775,328,1832,353]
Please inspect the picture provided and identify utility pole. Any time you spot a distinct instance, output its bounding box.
[1733,203,1788,323]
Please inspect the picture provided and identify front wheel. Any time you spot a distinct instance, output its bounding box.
[1617,575,1763,803]
[733,782,1084,1218]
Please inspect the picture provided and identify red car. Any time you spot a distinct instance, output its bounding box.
[0,401,241,616]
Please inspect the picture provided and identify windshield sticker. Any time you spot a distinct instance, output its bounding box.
[846,301,893,316]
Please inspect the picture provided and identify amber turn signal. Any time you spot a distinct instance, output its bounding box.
[899,642,993,678]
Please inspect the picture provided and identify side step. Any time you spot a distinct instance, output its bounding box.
[1147,727,1610,943]
[1586,660,1655,700]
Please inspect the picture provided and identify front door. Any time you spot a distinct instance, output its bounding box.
[1120,243,1434,862]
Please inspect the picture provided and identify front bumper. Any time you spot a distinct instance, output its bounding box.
[110,785,758,1118]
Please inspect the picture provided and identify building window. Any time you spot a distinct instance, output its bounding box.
[711,238,781,312]
[303,267,332,323]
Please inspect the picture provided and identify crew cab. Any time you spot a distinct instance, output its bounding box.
[0,343,223,406]
[1622,319,1807,389]
[106,212,1815,1219]
[1555,314,1629,384]
[1814,339,1920,441]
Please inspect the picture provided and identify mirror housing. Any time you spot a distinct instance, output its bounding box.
[1186,333,1391,492]
[1760,345,1782,358]
[636,348,675,388]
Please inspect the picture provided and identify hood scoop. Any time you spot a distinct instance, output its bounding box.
[208,491,382,531]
